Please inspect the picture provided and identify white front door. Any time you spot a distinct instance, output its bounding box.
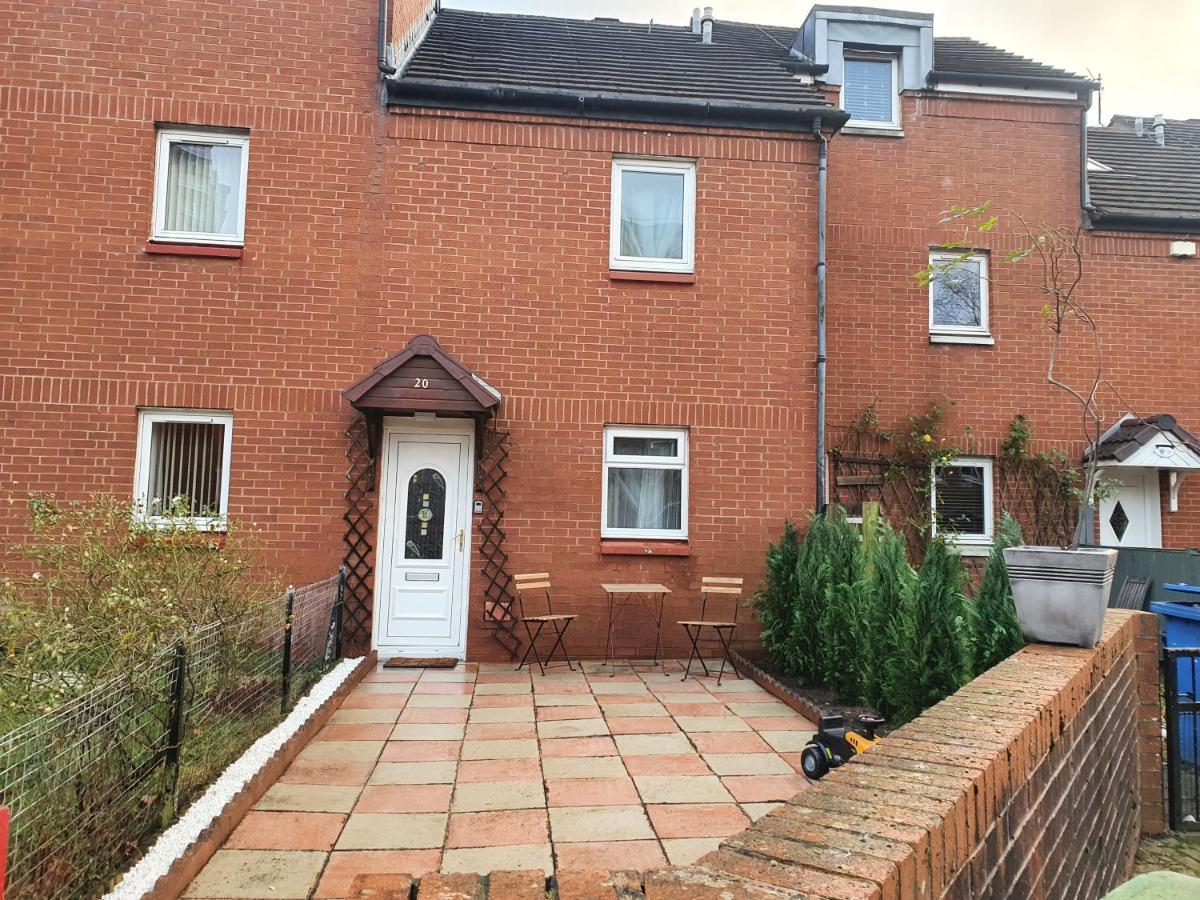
[1099,468,1162,548]
[375,419,473,657]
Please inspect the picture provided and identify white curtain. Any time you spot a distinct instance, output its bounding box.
[620,170,684,259]
[607,468,682,530]
[164,142,242,235]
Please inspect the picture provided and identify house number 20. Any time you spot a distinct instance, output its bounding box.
[413,378,429,389]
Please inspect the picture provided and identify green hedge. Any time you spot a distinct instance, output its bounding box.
[754,507,1024,725]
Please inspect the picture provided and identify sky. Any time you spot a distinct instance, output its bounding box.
[443,0,1200,123]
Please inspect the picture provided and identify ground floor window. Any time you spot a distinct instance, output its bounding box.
[601,426,688,539]
[931,456,993,549]
[134,409,233,529]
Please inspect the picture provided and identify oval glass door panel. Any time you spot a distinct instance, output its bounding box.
[405,467,446,559]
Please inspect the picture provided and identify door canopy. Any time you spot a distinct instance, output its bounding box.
[344,334,501,416]
[1091,414,1200,471]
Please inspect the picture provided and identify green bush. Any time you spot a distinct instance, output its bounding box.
[972,513,1025,673]
[757,520,803,673]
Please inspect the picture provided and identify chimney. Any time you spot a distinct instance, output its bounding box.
[701,6,714,43]
[691,7,701,34]
[1153,113,1166,146]
[1133,116,1144,137]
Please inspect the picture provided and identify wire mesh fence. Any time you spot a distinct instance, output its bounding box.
[0,569,345,900]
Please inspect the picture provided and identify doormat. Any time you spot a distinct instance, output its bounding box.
[382,657,459,669]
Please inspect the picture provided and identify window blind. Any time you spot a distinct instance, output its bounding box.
[147,420,226,518]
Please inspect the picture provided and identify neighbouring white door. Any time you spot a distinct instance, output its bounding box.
[374,420,472,657]
[1099,468,1162,548]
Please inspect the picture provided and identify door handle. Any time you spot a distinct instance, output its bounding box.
[457,528,465,552]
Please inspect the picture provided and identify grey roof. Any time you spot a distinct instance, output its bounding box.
[1092,415,1200,463]
[401,10,831,109]
[1107,115,1200,152]
[1086,125,1200,226]
[931,37,1084,81]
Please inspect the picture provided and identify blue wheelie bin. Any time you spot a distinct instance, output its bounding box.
[1151,597,1200,765]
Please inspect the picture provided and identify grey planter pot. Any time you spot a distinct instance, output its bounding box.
[1002,546,1118,648]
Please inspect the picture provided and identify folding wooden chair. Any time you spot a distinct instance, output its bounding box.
[679,576,743,685]
[513,572,577,675]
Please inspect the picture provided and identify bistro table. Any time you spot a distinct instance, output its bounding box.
[600,583,671,676]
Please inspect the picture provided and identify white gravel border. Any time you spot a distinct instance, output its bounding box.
[104,656,365,900]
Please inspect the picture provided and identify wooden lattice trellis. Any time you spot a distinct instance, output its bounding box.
[341,414,377,652]
[475,420,521,660]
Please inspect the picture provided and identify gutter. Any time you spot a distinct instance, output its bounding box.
[1085,209,1200,234]
[813,117,829,515]
[387,79,851,133]
[927,69,1100,94]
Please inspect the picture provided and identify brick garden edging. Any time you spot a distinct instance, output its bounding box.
[730,649,826,724]
[367,609,1160,900]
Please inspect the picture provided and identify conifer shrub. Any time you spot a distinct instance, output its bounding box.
[972,512,1026,673]
[757,520,803,673]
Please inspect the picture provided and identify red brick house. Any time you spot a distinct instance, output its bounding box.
[2,1,1198,661]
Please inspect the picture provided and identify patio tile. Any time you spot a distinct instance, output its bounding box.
[279,760,375,786]
[699,678,754,693]
[476,673,531,684]
[633,775,733,804]
[369,761,457,785]
[356,682,416,695]
[702,753,794,776]
[226,811,346,851]
[336,813,447,850]
[646,680,708,694]
[532,680,591,694]
[595,693,657,705]
[741,802,785,822]
[419,671,477,682]
[296,740,384,764]
[407,694,473,709]
[398,707,470,725]
[457,758,542,783]
[473,682,532,695]
[621,754,712,777]
[674,716,751,733]
[255,783,361,814]
[553,840,666,871]
[663,702,732,717]
[537,705,603,721]
[329,708,402,725]
[355,784,453,814]
[646,803,750,838]
[537,719,610,739]
[720,774,808,803]
[412,682,475,695]
[441,844,553,875]
[602,703,669,718]
[468,706,535,724]
[446,810,549,848]
[464,722,537,740]
[779,752,808,773]
[725,702,794,718]
[535,693,600,707]
[390,723,466,742]
[472,694,535,709]
[662,837,724,865]
[184,850,325,899]
[341,694,412,710]
[758,730,817,752]
[547,778,641,807]
[549,805,655,842]
[712,692,773,704]
[316,723,395,742]
[743,716,811,731]
[590,682,649,694]
[380,740,462,762]
[313,850,441,897]
[364,670,423,682]
[606,717,680,735]
[451,780,545,812]
[655,692,722,704]
[460,739,539,760]
[540,736,618,758]
[688,732,772,754]
[542,756,627,780]
[613,733,693,756]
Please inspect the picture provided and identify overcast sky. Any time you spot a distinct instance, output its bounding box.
[443,0,1200,122]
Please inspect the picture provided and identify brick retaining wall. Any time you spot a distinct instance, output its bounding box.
[365,609,1160,900]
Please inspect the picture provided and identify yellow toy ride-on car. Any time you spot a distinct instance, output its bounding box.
[799,713,885,780]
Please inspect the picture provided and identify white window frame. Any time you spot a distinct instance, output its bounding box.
[134,408,234,530]
[928,250,992,344]
[841,52,901,130]
[151,128,250,246]
[601,425,689,540]
[609,158,697,274]
[931,456,994,553]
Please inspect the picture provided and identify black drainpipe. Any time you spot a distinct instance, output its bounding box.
[377,0,397,76]
[813,116,829,515]
[1080,89,1096,223]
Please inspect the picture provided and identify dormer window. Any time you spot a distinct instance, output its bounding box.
[841,52,900,128]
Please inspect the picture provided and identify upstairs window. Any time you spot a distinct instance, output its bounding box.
[929,251,991,343]
[134,409,233,529]
[602,426,688,539]
[610,158,696,274]
[152,128,249,245]
[842,54,900,128]
[932,457,994,549]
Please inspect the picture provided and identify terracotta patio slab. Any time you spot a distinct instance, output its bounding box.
[553,840,667,872]
[464,722,538,740]
[355,784,454,814]
[537,705,604,721]
[472,694,536,709]
[225,811,346,851]
[397,707,470,725]
[316,723,395,742]
[313,850,441,898]
[446,809,549,848]
[646,803,750,838]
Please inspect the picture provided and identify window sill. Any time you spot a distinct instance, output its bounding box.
[600,539,691,557]
[145,241,244,259]
[608,270,696,284]
[949,540,993,557]
[842,125,905,138]
[930,333,995,346]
